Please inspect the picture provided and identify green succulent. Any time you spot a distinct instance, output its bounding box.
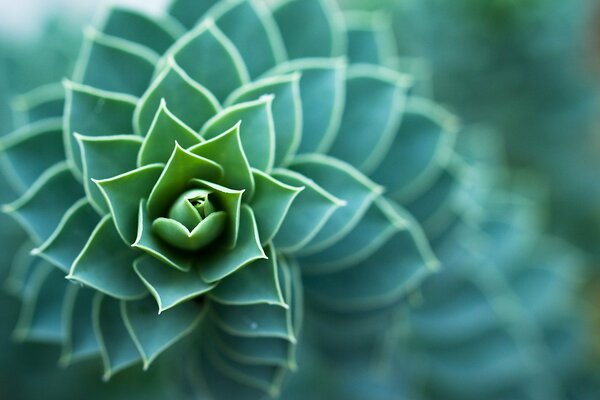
[1,0,438,398]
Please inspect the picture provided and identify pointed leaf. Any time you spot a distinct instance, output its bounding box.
[64,80,137,177]
[209,300,295,342]
[299,197,405,274]
[73,28,157,96]
[226,74,302,165]
[370,98,458,197]
[14,265,68,343]
[273,0,346,58]
[203,339,286,395]
[200,97,275,171]
[0,118,64,191]
[210,0,286,78]
[146,144,223,219]
[196,339,274,400]
[95,164,163,244]
[211,323,294,368]
[209,246,285,307]
[198,205,266,283]
[167,20,249,101]
[133,255,215,313]
[304,209,438,311]
[93,294,142,380]
[4,241,38,298]
[270,168,344,252]
[61,286,101,365]
[101,7,180,54]
[68,215,147,300]
[3,163,84,244]
[134,57,221,135]
[189,123,254,196]
[77,134,142,213]
[290,155,383,255]
[34,198,101,273]
[249,169,302,244]
[269,58,345,154]
[138,100,203,166]
[328,66,410,173]
[122,296,203,369]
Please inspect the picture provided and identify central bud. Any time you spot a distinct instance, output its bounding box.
[152,189,227,251]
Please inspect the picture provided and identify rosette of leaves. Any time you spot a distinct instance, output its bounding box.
[0,0,437,398]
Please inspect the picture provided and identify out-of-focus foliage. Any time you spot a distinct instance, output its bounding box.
[344,0,600,260]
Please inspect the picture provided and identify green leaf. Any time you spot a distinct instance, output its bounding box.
[328,65,410,173]
[13,265,68,343]
[11,83,65,124]
[76,134,142,213]
[167,19,249,101]
[133,255,215,313]
[226,73,302,166]
[68,215,147,300]
[270,168,344,252]
[299,197,405,274]
[73,28,157,97]
[60,286,100,365]
[189,122,255,196]
[209,300,295,343]
[198,205,266,283]
[289,154,383,255]
[370,98,458,198]
[146,144,223,219]
[273,0,346,58]
[3,162,84,244]
[202,339,286,395]
[211,323,294,368]
[200,97,275,172]
[95,164,163,244]
[248,169,303,244]
[168,0,218,29]
[209,246,286,307]
[101,7,181,54]
[268,58,345,154]
[4,241,37,298]
[134,199,195,272]
[121,296,203,369]
[303,207,438,311]
[134,57,221,135]
[189,179,244,248]
[93,294,142,380]
[152,211,227,251]
[63,80,137,178]
[0,118,64,191]
[33,198,101,273]
[138,99,203,166]
[344,11,398,66]
[196,339,274,400]
[210,0,286,78]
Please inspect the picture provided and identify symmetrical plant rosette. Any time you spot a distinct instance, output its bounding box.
[0,0,437,398]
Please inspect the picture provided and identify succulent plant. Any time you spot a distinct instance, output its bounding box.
[0,0,439,398]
